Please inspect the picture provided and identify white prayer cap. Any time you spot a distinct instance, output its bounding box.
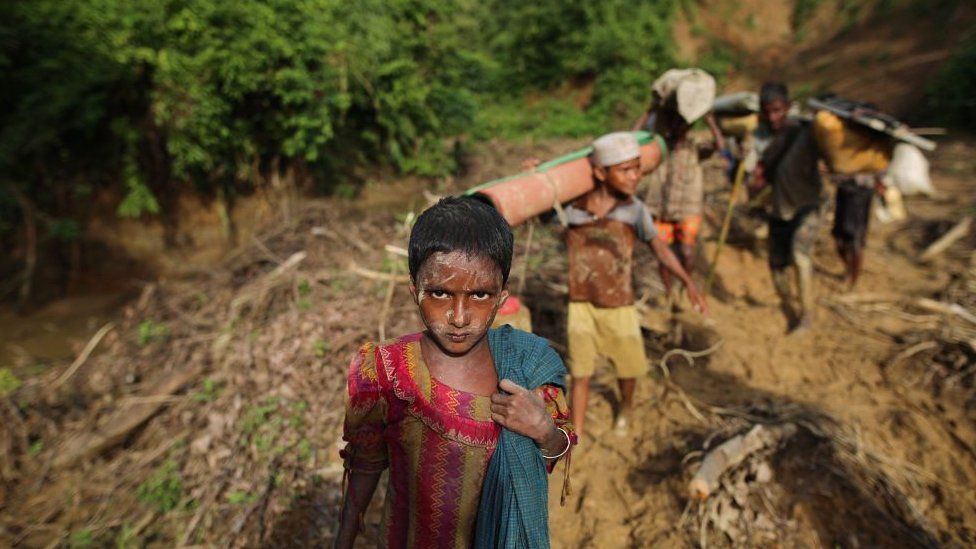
[591,132,640,167]
[652,68,716,124]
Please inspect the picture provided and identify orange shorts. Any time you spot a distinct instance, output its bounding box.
[655,215,702,246]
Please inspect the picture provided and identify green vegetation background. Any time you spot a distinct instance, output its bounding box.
[0,0,675,223]
[0,0,973,259]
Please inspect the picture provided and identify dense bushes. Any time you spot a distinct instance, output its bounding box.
[0,0,681,300]
[0,0,681,302]
[1,0,677,201]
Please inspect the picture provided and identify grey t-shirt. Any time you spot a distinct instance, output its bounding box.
[563,196,658,242]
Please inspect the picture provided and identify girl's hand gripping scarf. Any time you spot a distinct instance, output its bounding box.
[474,326,568,549]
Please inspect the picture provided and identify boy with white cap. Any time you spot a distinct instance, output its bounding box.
[564,131,707,439]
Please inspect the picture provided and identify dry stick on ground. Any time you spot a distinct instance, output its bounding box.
[311,224,373,255]
[653,341,725,424]
[49,322,115,391]
[687,423,798,501]
[53,366,201,468]
[913,297,976,325]
[348,261,410,283]
[179,474,229,547]
[378,253,400,341]
[919,216,972,262]
[888,341,939,368]
[705,161,747,295]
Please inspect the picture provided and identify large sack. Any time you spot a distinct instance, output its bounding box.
[716,113,759,139]
[713,91,759,115]
[886,143,934,196]
[813,110,892,174]
[652,68,716,124]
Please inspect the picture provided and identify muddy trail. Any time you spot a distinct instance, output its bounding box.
[1,137,975,548]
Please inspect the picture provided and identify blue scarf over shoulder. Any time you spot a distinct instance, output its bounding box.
[474,326,568,549]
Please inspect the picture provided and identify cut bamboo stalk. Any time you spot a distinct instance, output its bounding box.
[919,216,971,262]
[688,423,797,501]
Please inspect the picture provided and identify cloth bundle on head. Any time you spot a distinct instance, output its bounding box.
[591,132,640,167]
[652,68,716,124]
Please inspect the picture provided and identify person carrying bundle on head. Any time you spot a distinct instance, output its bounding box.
[632,68,727,308]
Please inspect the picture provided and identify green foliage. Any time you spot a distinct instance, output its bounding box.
[695,37,739,84]
[925,31,976,130]
[477,0,678,136]
[0,368,22,396]
[114,524,140,549]
[241,398,279,435]
[226,489,258,505]
[137,319,169,346]
[192,378,223,402]
[28,440,44,457]
[297,438,313,461]
[117,176,161,218]
[1,0,681,240]
[792,0,824,31]
[313,340,331,357]
[137,460,183,513]
[68,529,94,549]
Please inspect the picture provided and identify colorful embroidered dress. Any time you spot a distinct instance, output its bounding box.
[342,331,573,548]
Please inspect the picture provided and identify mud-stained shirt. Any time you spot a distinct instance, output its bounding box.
[760,119,825,221]
[564,197,657,308]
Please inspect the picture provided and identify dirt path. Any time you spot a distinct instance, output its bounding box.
[1,137,972,547]
[544,141,976,547]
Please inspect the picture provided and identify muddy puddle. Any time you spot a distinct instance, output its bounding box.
[0,293,127,372]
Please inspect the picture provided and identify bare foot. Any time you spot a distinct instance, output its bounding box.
[789,315,813,336]
[614,409,631,436]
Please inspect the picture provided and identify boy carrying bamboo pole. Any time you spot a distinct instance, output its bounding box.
[560,132,707,439]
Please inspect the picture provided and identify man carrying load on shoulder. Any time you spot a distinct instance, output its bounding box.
[811,105,889,290]
[745,82,825,333]
[560,132,708,439]
[633,68,727,307]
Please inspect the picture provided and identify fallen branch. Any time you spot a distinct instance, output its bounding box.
[919,216,971,262]
[54,366,200,468]
[347,261,410,283]
[311,225,373,254]
[378,258,400,341]
[49,322,115,391]
[688,423,797,501]
[888,341,939,367]
[914,297,976,325]
[266,250,307,278]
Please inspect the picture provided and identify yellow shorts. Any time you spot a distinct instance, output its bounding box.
[567,302,647,379]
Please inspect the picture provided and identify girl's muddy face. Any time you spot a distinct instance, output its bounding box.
[411,251,508,356]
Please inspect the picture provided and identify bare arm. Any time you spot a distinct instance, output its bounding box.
[333,469,382,549]
[704,112,727,152]
[650,237,708,314]
[632,105,653,132]
[491,379,574,460]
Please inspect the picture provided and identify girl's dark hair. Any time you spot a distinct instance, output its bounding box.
[760,81,789,105]
[408,195,514,284]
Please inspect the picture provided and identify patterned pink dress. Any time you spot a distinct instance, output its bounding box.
[342,332,574,548]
